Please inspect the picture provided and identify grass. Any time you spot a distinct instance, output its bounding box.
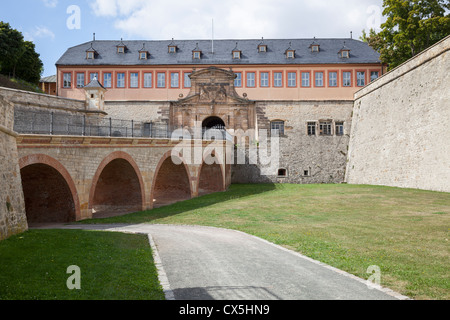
[79,183,450,300]
[0,229,165,300]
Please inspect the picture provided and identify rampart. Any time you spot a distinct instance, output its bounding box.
[345,36,450,192]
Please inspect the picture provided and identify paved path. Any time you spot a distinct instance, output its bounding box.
[43,223,409,300]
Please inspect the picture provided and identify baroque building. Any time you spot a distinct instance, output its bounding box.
[56,37,384,183]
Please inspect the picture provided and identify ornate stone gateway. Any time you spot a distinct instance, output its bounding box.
[171,67,256,134]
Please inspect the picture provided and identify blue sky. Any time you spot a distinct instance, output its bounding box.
[0,0,384,77]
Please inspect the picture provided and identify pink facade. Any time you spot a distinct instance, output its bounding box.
[57,64,384,102]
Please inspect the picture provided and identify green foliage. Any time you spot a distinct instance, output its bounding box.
[0,21,43,84]
[362,0,450,70]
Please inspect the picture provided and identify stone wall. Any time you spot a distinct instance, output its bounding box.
[0,94,28,240]
[345,36,450,192]
[232,100,354,184]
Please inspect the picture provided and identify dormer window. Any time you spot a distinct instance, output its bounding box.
[258,45,267,53]
[309,37,320,52]
[258,37,267,53]
[139,43,149,60]
[285,42,295,59]
[168,38,177,53]
[116,38,127,54]
[192,43,202,60]
[338,42,351,58]
[232,42,241,59]
[140,51,148,60]
[86,43,97,60]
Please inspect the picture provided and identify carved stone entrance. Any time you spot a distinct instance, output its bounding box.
[171,67,255,134]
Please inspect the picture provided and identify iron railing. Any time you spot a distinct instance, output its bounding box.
[13,109,232,141]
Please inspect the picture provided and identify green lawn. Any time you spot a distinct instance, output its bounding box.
[80,183,450,300]
[0,229,165,300]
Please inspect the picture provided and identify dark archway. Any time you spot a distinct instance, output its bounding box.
[198,162,224,196]
[202,116,226,129]
[20,164,76,224]
[91,158,143,217]
[152,155,191,208]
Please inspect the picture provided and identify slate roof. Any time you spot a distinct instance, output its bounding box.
[56,38,381,66]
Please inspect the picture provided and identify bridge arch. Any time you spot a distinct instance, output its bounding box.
[197,153,225,196]
[89,151,145,217]
[151,150,192,208]
[19,154,81,223]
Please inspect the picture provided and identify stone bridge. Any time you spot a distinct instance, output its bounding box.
[16,134,231,224]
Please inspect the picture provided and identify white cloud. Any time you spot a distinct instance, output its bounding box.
[24,26,56,42]
[89,0,384,40]
[42,0,58,8]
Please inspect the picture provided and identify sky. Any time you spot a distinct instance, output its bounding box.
[0,0,385,77]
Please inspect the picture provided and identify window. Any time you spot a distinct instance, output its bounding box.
[311,45,320,52]
[234,72,242,87]
[144,72,152,88]
[130,73,139,88]
[370,71,379,82]
[157,73,166,88]
[233,51,241,59]
[258,45,267,52]
[288,72,296,87]
[247,72,255,87]
[139,52,147,60]
[301,72,310,87]
[343,72,351,87]
[260,72,269,87]
[193,51,201,59]
[86,51,94,59]
[335,122,344,136]
[329,72,337,87]
[315,72,324,87]
[286,50,295,59]
[117,73,125,88]
[103,73,112,88]
[170,72,179,88]
[357,71,366,87]
[271,121,285,136]
[168,46,176,53]
[319,121,332,136]
[117,46,125,54]
[307,122,316,136]
[340,50,350,58]
[278,168,287,177]
[274,72,282,87]
[90,72,98,82]
[184,72,191,88]
[63,73,71,88]
[76,73,85,88]
[303,169,311,177]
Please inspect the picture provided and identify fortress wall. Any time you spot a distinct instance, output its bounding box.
[232,100,354,184]
[0,94,27,240]
[345,36,450,192]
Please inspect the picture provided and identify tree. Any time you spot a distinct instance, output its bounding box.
[362,0,450,70]
[0,21,43,83]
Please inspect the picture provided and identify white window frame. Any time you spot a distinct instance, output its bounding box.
[315,72,324,87]
[63,73,72,88]
[301,72,310,87]
[247,72,255,87]
[357,71,366,87]
[260,72,269,87]
[234,72,242,87]
[274,72,282,87]
[343,72,351,87]
[143,73,152,88]
[329,72,337,87]
[157,73,166,88]
[76,73,85,88]
[184,72,191,88]
[288,72,296,87]
[170,72,179,88]
[117,73,125,88]
[130,72,139,88]
[103,73,112,88]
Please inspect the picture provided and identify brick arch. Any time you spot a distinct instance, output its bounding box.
[19,154,81,222]
[89,151,145,216]
[196,151,226,196]
[150,150,192,208]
